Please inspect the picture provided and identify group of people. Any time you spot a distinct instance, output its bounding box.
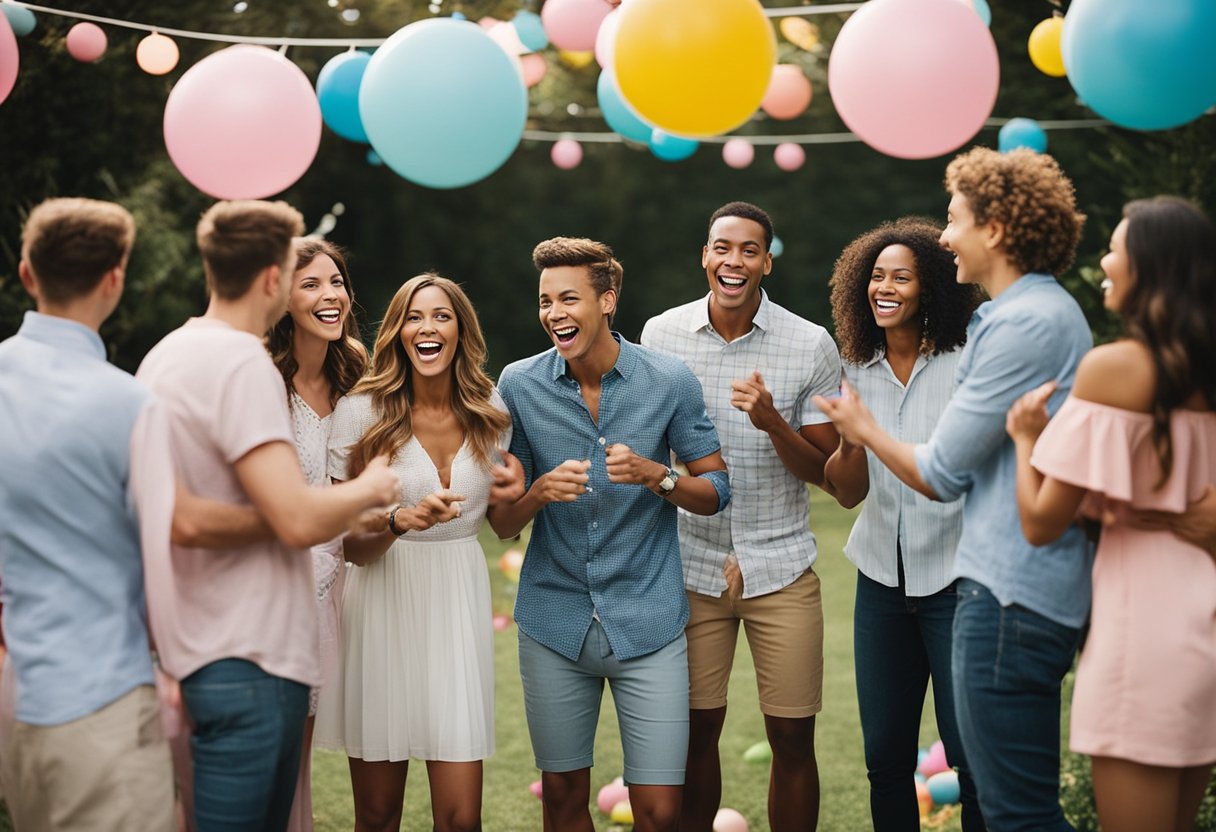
[0,143,1212,832]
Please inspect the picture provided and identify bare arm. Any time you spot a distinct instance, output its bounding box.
[821,439,870,509]
[1005,382,1088,545]
[1128,486,1216,559]
[603,444,728,516]
[489,458,591,540]
[341,490,466,566]
[171,479,274,548]
[731,371,838,486]
[486,449,527,539]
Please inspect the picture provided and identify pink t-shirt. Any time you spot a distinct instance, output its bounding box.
[136,317,320,687]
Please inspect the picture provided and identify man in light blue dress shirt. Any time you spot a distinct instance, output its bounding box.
[817,148,1094,831]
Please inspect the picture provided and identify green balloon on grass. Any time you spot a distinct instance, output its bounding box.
[743,741,772,764]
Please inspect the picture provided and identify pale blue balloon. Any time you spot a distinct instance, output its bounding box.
[649,129,698,162]
[597,69,652,143]
[1062,0,1216,130]
[317,50,371,144]
[359,19,528,189]
[973,0,991,27]
[927,771,961,806]
[770,235,784,258]
[367,149,382,166]
[0,4,35,37]
[512,10,548,52]
[998,118,1048,153]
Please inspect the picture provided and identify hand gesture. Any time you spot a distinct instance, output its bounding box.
[351,506,391,536]
[532,459,590,504]
[605,443,663,487]
[1005,381,1056,442]
[812,380,876,447]
[731,371,783,432]
[397,489,466,533]
[359,454,403,507]
[489,448,526,506]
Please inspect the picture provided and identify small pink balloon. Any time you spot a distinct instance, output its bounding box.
[136,32,179,75]
[163,44,322,199]
[596,780,629,815]
[551,138,584,169]
[773,142,805,171]
[828,0,998,159]
[529,780,543,799]
[721,138,754,169]
[918,740,950,777]
[594,8,622,68]
[489,21,527,56]
[761,64,812,120]
[66,21,106,63]
[542,0,613,52]
[492,614,513,632]
[521,52,547,87]
[478,16,500,30]
[713,807,750,832]
[0,12,17,105]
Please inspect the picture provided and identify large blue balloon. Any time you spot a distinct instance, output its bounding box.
[512,10,549,52]
[1062,0,1216,130]
[597,69,652,143]
[0,4,35,37]
[317,50,370,143]
[359,19,528,189]
[649,129,698,162]
[998,118,1048,153]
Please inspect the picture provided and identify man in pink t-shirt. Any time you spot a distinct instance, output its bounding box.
[137,200,398,832]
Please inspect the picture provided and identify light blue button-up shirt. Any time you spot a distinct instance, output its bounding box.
[914,274,1094,628]
[0,312,156,725]
[498,335,730,661]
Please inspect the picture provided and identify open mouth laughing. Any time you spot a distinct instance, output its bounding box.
[552,325,578,347]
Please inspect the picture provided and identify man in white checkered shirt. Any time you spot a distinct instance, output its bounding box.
[640,201,842,832]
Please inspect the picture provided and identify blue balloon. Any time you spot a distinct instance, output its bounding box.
[927,771,961,805]
[649,129,698,162]
[360,19,528,189]
[512,10,548,52]
[450,11,466,20]
[597,69,652,143]
[0,3,35,37]
[317,50,371,144]
[998,118,1048,153]
[972,0,991,27]
[1062,0,1216,130]
[770,235,784,258]
[366,149,382,166]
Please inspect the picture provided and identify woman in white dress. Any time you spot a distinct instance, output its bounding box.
[267,238,367,832]
[315,273,523,832]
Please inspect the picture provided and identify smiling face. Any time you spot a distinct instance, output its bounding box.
[703,215,772,316]
[400,284,460,378]
[287,253,349,343]
[939,191,993,287]
[1099,218,1133,313]
[868,244,922,334]
[538,264,614,364]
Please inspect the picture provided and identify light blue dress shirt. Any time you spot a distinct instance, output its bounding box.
[0,312,155,725]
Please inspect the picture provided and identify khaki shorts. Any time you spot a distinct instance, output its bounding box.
[686,568,824,718]
[0,684,175,832]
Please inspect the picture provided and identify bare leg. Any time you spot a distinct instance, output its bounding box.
[349,757,409,832]
[764,714,819,832]
[1091,756,1215,832]
[681,706,727,832]
[629,783,683,832]
[539,769,595,832]
[425,760,483,832]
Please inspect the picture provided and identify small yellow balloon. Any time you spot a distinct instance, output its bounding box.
[1028,16,1066,77]
[558,49,595,69]
[779,17,819,51]
[610,800,634,824]
[614,0,776,138]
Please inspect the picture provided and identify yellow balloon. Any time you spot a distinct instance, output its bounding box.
[558,49,595,69]
[610,800,634,824]
[779,17,819,51]
[1028,16,1066,77]
[614,0,776,138]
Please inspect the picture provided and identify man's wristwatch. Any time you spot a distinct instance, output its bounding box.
[657,467,681,495]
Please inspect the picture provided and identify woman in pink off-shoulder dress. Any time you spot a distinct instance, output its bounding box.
[1006,196,1216,832]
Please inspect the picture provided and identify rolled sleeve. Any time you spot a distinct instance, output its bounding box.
[797,332,843,428]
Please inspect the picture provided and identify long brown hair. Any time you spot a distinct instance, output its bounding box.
[346,274,510,475]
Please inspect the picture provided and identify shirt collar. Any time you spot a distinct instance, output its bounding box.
[990,272,1054,308]
[17,311,106,361]
[688,289,773,334]
[858,345,936,370]
[551,331,634,381]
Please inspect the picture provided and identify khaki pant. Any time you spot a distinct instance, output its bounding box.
[0,684,174,832]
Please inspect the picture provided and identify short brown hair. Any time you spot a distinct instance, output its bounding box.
[197,200,304,300]
[944,147,1085,276]
[21,198,136,304]
[532,237,623,298]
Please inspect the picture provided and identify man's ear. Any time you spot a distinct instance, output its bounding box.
[702,246,710,269]
[263,263,282,298]
[17,261,39,301]
[600,287,618,318]
[763,250,773,276]
[984,219,1006,251]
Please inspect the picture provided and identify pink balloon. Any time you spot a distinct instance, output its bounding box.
[0,13,17,105]
[551,138,584,169]
[918,740,950,777]
[713,807,750,832]
[721,138,754,169]
[489,21,527,56]
[542,0,613,52]
[773,142,805,171]
[163,45,321,199]
[761,64,812,121]
[596,780,629,815]
[529,780,543,799]
[828,0,998,159]
[521,52,547,88]
[594,8,622,68]
[66,22,106,63]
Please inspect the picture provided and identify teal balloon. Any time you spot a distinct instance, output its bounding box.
[513,10,549,52]
[359,19,528,189]
[927,771,961,805]
[1062,0,1216,130]
[973,0,991,27]
[451,11,466,20]
[998,118,1047,153]
[0,4,35,37]
[649,129,698,162]
[597,69,652,143]
[770,235,784,258]
[366,149,382,166]
[317,50,370,143]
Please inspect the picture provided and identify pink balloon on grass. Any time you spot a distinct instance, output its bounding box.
[542,0,613,52]
[521,52,547,87]
[163,45,322,199]
[596,779,629,815]
[721,138,754,169]
[773,142,805,171]
[66,22,107,62]
[918,739,950,777]
[594,9,622,68]
[761,64,812,120]
[713,807,750,832]
[0,12,17,106]
[828,0,998,159]
[551,138,584,169]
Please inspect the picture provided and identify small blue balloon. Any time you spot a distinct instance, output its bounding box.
[367,149,382,166]
[649,129,698,162]
[770,235,784,258]
[597,69,652,143]
[450,11,466,20]
[317,50,371,143]
[972,0,991,27]
[927,771,961,806]
[512,10,548,52]
[0,3,36,37]
[998,118,1048,153]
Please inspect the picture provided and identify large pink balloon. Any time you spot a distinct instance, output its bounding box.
[0,13,17,105]
[542,0,613,52]
[828,0,998,159]
[594,8,622,68]
[163,45,321,199]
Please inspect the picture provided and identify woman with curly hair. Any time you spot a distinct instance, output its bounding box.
[1007,196,1216,832]
[314,274,521,832]
[266,238,367,832]
[822,217,983,832]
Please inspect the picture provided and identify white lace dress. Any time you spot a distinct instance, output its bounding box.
[313,391,509,762]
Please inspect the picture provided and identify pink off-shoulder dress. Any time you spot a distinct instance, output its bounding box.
[1032,396,1216,767]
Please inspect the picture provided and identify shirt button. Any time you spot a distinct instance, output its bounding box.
[592,522,599,529]
[587,487,594,493]
[598,437,606,445]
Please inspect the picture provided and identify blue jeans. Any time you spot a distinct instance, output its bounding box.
[180,659,310,832]
[953,579,1080,832]
[854,569,984,832]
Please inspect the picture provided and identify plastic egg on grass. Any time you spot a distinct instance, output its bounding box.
[915,779,933,817]
[927,770,961,805]
[742,740,772,764]
[492,614,513,632]
[918,739,949,777]
[498,548,524,582]
[529,779,543,799]
[713,807,749,832]
[610,800,634,825]
[596,778,630,815]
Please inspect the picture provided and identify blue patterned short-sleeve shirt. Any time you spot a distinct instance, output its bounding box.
[498,335,729,661]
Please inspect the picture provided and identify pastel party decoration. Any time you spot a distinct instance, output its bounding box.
[610,801,634,824]
[917,739,950,777]
[542,0,613,52]
[317,50,371,143]
[722,138,754,169]
[927,770,961,805]
[136,32,179,75]
[499,548,524,582]
[596,778,629,815]
[0,12,17,106]
[713,807,749,832]
[597,68,652,142]
[521,52,547,88]
[773,142,805,172]
[529,779,543,799]
[769,235,784,258]
[512,10,549,52]
[551,138,584,169]
[66,21,106,62]
[742,740,773,763]
[649,129,698,161]
[998,117,1048,153]
[0,3,35,37]
[761,64,813,121]
[1028,16,1066,77]
[593,8,621,69]
[916,779,932,817]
